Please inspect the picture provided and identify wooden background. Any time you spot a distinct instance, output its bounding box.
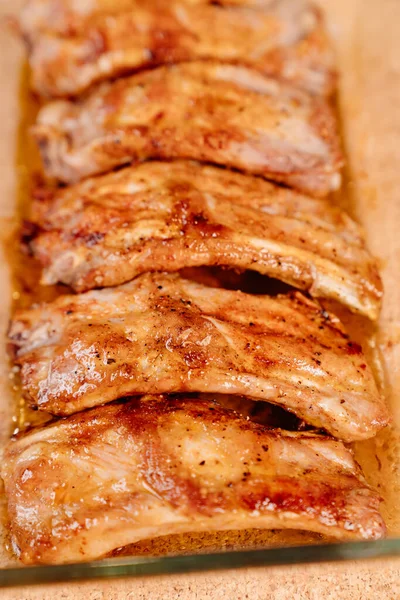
[0,0,399,597]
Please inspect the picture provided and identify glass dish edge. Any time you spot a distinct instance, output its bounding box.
[1,538,400,588]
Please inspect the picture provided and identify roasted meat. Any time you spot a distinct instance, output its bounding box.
[8,272,388,440]
[20,0,335,98]
[1,396,385,565]
[33,62,342,195]
[29,161,381,318]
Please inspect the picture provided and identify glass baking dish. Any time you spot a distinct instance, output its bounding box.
[0,0,399,589]
[0,540,399,589]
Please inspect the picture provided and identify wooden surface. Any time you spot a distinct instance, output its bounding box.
[2,558,400,600]
[0,0,400,597]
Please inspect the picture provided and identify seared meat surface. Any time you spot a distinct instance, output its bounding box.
[1,396,385,565]
[29,161,381,318]
[8,272,388,440]
[20,0,335,98]
[33,62,342,195]
[1,0,388,566]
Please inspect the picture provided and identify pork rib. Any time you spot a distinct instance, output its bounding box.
[29,161,381,318]
[33,62,342,195]
[1,396,385,565]
[8,272,388,440]
[20,0,336,97]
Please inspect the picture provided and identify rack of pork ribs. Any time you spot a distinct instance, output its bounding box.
[1,0,389,566]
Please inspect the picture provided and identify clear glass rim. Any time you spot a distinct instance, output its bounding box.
[1,538,399,589]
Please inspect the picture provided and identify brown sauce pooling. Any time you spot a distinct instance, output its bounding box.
[5,65,63,433]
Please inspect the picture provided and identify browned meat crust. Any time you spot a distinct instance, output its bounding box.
[1,396,385,565]
[8,272,388,440]
[33,62,343,195]
[20,0,336,98]
[29,161,381,318]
